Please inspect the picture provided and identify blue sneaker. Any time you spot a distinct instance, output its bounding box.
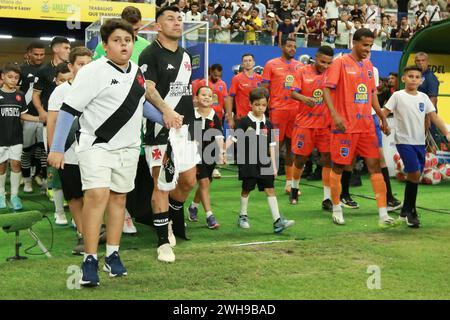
[10,195,23,211]
[0,195,6,209]
[80,255,100,287]
[273,216,295,233]
[206,214,220,229]
[188,205,198,222]
[103,251,128,277]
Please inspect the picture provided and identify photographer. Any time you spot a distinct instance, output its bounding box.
[230,10,246,43]
[244,7,263,45]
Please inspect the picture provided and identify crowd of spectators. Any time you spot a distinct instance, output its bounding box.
[107,0,449,51]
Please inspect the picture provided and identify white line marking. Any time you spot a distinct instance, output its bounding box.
[233,240,295,247]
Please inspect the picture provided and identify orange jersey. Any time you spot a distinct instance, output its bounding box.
[292,64,330,129]
[229,72,263,119]
[262,57,303,111]
[192,78,228,119]
[325,54,376,133]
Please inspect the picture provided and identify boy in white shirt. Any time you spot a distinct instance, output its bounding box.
[383,65,450,228]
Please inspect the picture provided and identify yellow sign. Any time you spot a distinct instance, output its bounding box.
[407,53,450,124]
[0,0,155,22]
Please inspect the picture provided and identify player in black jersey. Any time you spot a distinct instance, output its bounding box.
[0,64,40,210]
[20,41,46,193]
[32,37,70,193]
[139,6,199,263]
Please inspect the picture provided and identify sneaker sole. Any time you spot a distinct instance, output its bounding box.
[102,265,127,277]
[207,224,220,229]
[387,204,403,212]
[188,217,198,222]
[79,279,99,287]
[157,256,175,263]
[340,202,359,209]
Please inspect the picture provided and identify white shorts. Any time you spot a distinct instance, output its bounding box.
[144,140,200,177]
[76,147,140,193]
[0,144,23,163]
[22,121,44,148]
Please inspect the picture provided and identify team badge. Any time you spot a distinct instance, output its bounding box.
[368,70,373,79]
[284,75,295,89]
[297,141,304,149]
[152,147,162,160]
[312,89,323,105]
[184,62,192,71]
[16,95,22,102]
[419,102,425,112]
[354,83,368,104]
[340,147,349,158]
[136,74,145,88]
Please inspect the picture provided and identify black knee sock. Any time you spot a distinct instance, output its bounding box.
[381,167,393,201]
[21,147,32,178]
[403,181,418,213]
[341,170,351,197]
[169,197,189,239]
[153,212,169,247]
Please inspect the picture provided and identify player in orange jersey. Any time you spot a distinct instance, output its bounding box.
[225,54,263,129]
[290,45,334,210]
[323,28,395,227]
[262,37,303,195]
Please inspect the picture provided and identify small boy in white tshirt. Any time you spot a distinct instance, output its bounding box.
[383,65,450,228]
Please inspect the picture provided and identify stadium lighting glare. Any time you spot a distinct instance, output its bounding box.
[40,37,76,42]
[0,35,13,39]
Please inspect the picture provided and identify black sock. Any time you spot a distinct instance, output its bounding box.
[381,167,393,201]
[403,181,418,213]
[169,197,189,239]
[341,170,351,197]
[153,212,169,247]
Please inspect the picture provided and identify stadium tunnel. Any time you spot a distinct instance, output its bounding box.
[398,19,450,125]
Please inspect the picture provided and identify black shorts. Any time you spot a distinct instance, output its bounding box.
[59,164,83,201]
[197,163,215,180]
[241,176,274,192]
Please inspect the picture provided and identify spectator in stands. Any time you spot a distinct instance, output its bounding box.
[176,0,187,19]
[307,12,325,47]
[276,0,293,23]
[388,18,400,51]
[377,77,390,107]
[426,0,441,24]
[350,2,363,21]
[378,15,391,50]
[244,7,263,44]
[339,1,350,15]
[295,15,308,47]
[410,0,422,15]
[230,10,246,43]
[215,7,233,43]
[323,20,337,47]
[307,0,323,18]
[324,0,340,29]
[252,0,267,19]
[335,11,353,49]
[415,3,428,30]
[277,16,296,46]
[203,3,220,40]
[185,2,202,42]
[235,0,251,12]
[260,11,278,45]
[364,0,379,22]
[214,0,227,15]
[396,0,409,23]
[396,16,413,51]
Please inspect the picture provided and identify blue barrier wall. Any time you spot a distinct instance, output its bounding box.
[208,43,402,86]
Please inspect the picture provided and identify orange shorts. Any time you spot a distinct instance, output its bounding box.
[330,132,379,165]
[291,127,331,156]
[269,108,298,142]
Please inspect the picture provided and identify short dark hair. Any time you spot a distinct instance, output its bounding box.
[353,28,374,41]
[100,19,135,43]
[317,45,334,57]
[242,53,254,61]
[281,37,296,46]
[403,65,423,74]
[249,87,269,103]
[54,62,70,77]
[196,85,212,96]
[156,6,180,21]
[252,7,260,13]
[69,47,92,65]
[388,72,398,78]
[2,63,21,76]
[50,36,70,48]
[210,64,223,72]
[27,41,45,52]
[121,6,142,24]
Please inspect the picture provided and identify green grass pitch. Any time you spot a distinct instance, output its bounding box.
[1,167,450,299]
